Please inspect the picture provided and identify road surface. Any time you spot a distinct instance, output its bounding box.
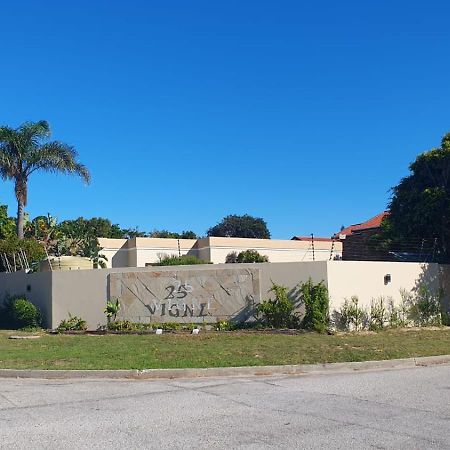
[0,365,449,449]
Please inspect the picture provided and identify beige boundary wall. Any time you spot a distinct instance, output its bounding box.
[0,261,446,330]
[99,236,343,267]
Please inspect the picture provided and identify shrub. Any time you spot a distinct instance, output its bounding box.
[57,315,87,332]
[299,279,329,333]
[155,255,210,266]
[1,296,41,329]
[236,250,269,263]
[257,283,298,328]
[104,299,121,322]
[216,320,236,331]
[338,296,368,331]
[442,309,450,326]
[388,291,412,328]
[369,296,388,331]
[409,285,442,326]
[107,320,136,331]
[225,251,238,263]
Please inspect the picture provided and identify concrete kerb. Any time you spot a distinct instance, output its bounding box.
[0,355,449,380]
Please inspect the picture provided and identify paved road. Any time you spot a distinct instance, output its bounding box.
[0,365,449,449]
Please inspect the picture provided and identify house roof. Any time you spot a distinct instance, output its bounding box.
[336,212,389,238]
[291,236,334,242]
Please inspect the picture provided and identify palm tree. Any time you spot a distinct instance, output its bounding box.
[0,120,90,239]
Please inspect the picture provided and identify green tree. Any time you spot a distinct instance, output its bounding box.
[149,229,198,239]
[121,227,148,238]
[0,203,16,239]
[25,214,60,247]
[60,217,124,239]
[0,237,45,272]
[0,121,90,239]
[207,214,270,239]
[57,217,107,267]
[383,132,450,261]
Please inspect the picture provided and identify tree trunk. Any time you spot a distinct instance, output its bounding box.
[17,200,25,239]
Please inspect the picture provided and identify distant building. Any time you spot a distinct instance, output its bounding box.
[335,212,390,261]
[98,236,343,268]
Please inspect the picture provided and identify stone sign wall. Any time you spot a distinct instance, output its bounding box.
[108,268,261,323]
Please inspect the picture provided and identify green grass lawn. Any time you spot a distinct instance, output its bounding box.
[0,328,449,370]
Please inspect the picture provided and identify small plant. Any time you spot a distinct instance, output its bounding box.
[104,298,121,323]
[57,314,87,332]
[158,322,183,331]
[338,296,368,331]
[107,320,136,331]
[369,296,387,331]
[1,296,41,330]
[216,320,235,331]
[257,283,298,328]
[299,279,329,333]
[388,292,411,328]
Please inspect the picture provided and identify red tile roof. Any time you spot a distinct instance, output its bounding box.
[291,236,335,242]
[336,212,389,238]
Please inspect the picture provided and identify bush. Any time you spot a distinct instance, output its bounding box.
[235,250,269,263]
[409,285,442,326]
[155,255,210,266]
[337,296,368,331]
[388,292,411,328]
[299,279,329,333]
[1,296,41,329]
[225,252,238,263]
[107,320,136,331]
[369,296,388,331]
[57,315,87,332]
[257,283,298,328]
[104,299,121,322]
[215,320,236,331]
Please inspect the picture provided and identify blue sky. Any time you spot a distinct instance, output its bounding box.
[1,1,449,238]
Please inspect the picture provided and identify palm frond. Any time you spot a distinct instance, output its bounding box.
[26,141,91,183]
[18,120,50,141]
[0,126,21,179]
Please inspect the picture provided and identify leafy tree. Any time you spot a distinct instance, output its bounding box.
[0,120,90,239]
[383,132,450,261]
[121,227,148,238]
[60,217,124,239]
[0,237,45,272]
[25,214,60,247]
[84,217,123,238]
[57,218,107,267]
[207,214,270,239]
[149,229,198,239]
[0,203,16,239]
